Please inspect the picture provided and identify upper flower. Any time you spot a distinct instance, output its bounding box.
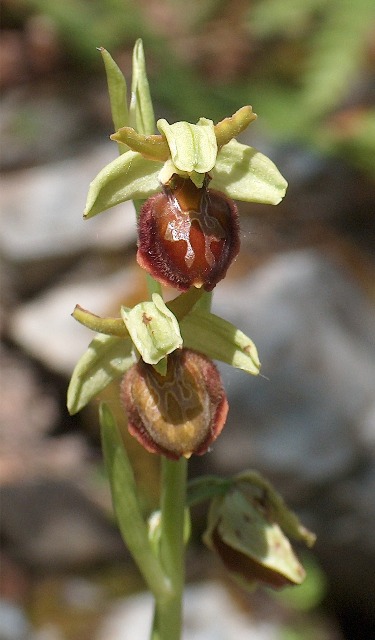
[83,105,288,220]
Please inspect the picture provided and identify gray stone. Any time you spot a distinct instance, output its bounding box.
[8,266,140,376]
[0,143,136,263]
[212,249,375,487]
[0,478,125,569]
[95,582,281,640]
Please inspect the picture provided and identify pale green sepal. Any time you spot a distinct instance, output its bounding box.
[100,403,171,599]
[204,488,307,588]
[121,293,183,365]
[157,118,218,174]
[67,334,136,414]
[211,139,288,205]
[180,310,260,375]
[100,47,128,154]
[129,39,155,136]
[84,150,160,219]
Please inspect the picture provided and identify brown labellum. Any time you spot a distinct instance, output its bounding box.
[137,175,240,292]
[120,348,229,459]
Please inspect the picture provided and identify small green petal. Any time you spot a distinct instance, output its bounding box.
[121,293,183,365]
[111,127,169,162]
[157,118,218,174]
[129,39,155,136]
[180,310,260,375]
[214,106,257,150]
[67,334,135,414]
[84,150,160,219]
[211,139,288,205]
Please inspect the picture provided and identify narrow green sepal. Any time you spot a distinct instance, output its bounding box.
[180,309,260,375]
[84,149,160,219]
[99,47,128,154]
[121,293,183,365]
[157,117,218,174]
[67,334,135,414]
[214,106,257,149]
[110,127,169,161]
[211,139,288,205]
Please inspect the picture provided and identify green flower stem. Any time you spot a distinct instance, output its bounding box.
[152,456,188,640]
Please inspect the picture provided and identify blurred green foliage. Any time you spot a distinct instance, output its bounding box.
[3,0,375,177]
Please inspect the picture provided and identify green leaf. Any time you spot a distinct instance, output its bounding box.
[84,149,160,219]
[180,309,260,375]
[211,139,288,205]
[100,47,128,154]
[121,293,182,365]
[67,334,135,414]
[100,403,171,599]
[130,38,155,135]
[157,117,218,174]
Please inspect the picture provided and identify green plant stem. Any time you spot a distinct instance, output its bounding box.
[152,456,188,640]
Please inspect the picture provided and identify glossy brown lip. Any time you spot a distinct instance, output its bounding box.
[137,175,240,292]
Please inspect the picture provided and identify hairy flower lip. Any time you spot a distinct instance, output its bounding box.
[120,348,229,460]
[137,175,240,292]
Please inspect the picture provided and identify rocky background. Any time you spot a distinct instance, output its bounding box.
[1,2,375,639]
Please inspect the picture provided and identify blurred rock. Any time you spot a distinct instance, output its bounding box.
[0,478,125,570]
[0,600,31,640]
[0,143,135,261]
[0,344,89,485]
[212,249,375,481]
[95,582,280,640]
[8,265,142,376]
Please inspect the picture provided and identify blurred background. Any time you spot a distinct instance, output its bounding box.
[1,1,375,639]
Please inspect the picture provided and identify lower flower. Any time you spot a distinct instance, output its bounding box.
[120,348,228,459]
[137,175,240,292]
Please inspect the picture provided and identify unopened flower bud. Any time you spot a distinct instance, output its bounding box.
[137,175,240,291]
[120,348,228,459]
